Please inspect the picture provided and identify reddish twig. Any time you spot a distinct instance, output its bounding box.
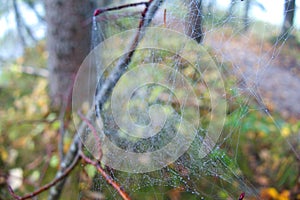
[80,165,93,186]
[83,11,141,27]
[138,1,151,28]
[7,186,21,200]
[38,144,54,185]
[8,153,80,200]
[163,9,167,27]
[25,156,43,170]
[94,1,149,16]
[80,152,131,200]
[77,110,102,160]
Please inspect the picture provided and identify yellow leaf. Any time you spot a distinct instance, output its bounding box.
[281,126,290,137]
[258,131,266,138]
[268,188,279,198]
[0,147,8,161]
[261,187,279,199]
[278,190,290,200]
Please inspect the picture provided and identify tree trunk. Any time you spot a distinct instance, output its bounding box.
[186,0,203,43]
[45,0,95,109]
[281,0,296,38]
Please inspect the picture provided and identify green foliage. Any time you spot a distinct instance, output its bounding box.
[1,2,300,199]
[225,102,300,191]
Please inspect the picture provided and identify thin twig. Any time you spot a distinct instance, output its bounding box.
[25,156,43,170]
[8,152,80,200]
[38,145,54,185]
[58,85,72,161]
[12,0,26,47]
[25,1,45,22]
[23,20,38,43]
[80,152,131,200]
[163,9,167,27]
[78,110,102,161]
[48,110,92,200]
[12,0,37,45]
[83,11,141,27]
[20,66,49,77]
[94,1,149,16]
[58,109,66,160]
[8,186,20,200]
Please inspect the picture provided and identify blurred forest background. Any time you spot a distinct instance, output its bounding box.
[0,0,300,199]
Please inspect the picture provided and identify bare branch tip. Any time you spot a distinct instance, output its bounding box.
[94,9,102,16]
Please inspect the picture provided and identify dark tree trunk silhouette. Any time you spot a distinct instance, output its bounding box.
[45,0,95,109]
[186,0,203,43]
[281,0,296,38]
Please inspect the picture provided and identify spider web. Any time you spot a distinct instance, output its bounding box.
[77,0,299,199]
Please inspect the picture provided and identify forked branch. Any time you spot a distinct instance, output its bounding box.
[48,0,164,199]
[94,0,164,115]
[8,149,131,200]
[8,152,80,200]
[80,152,131,200]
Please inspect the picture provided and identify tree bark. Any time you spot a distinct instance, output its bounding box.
[186,0,203,43]
[281,0,296,38]
[45,0,95,109]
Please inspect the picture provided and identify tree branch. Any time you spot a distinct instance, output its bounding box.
[23,20,38,43]
[47,113,87,200]
[93,1,149,16]
[57,83,73,161]
[8,151,80,200]
[48,0,164,199]
[80,152,131,200]
[95,0,164,116]
[78,111,102,161]
[12,0,38,46]
[12,0,26,47]
[25,1,45,22]
[20,66,49,77]
[58,97,67,161]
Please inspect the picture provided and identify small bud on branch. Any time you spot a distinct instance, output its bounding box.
[239,192,245,200]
